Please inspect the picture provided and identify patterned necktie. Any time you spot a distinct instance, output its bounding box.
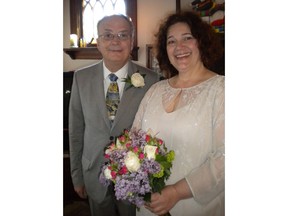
[106,73,120,122]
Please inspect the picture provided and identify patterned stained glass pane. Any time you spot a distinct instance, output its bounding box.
[82,0,126,43]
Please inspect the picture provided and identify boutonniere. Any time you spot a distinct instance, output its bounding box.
[122,70,146,90]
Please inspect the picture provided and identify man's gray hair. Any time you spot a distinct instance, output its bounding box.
[97,14,135,39]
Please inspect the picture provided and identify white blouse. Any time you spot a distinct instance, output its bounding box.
[133,75,225,216]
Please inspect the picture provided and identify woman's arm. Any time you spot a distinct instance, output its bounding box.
[186,80,225,204]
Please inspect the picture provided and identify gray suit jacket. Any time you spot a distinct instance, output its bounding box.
[69,60,159,203]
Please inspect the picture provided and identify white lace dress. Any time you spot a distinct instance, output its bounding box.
[132,75,225,216]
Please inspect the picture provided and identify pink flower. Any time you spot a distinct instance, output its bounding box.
[119,135,125,142]
[139,152,145,160]
[145,135,151,142]
[133,147,139,153]
[126,142,131,148]
[111,171,117,179]
[118,166,128,175]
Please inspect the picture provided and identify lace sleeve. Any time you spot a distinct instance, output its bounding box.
[185,79,225,205]
[132,83,158,131]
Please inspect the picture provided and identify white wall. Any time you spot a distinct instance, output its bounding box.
[137,0,175,66]
[63,0,175,72]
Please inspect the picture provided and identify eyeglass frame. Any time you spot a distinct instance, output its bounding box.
[98,32,132,41]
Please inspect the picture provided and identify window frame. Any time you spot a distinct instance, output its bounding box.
[66,0,138,60]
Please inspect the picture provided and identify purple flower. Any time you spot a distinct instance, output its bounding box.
[99,129,175,210]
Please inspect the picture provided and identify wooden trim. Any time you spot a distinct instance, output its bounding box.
[69,0,82,36]
[146,44,153,69]
[124,0,137,47]
[64,47,139,60]
[176,0,180,13]
[64,47,102,60]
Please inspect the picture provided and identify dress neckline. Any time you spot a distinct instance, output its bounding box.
[167,74,219,90]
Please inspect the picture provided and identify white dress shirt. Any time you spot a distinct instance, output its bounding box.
[103,62,128,99]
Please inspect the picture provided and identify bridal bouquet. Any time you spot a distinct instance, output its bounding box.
[99,128,175,210]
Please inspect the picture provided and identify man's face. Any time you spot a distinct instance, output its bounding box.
[97,16,133,70]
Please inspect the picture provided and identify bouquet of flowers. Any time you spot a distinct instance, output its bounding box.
[99,128,175,212]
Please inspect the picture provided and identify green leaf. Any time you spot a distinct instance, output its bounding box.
[160,161,172,170]
[143,192,151,202]
[155,154,166,162]
[151,177,165,193]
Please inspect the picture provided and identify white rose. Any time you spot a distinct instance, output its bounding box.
[131,73,145,88]
[105,148,111,155]
[116,138,125,150]
[144,145,158,160]
[124,151,141,172]
[104,167,112,179]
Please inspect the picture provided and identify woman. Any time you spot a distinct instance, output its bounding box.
[132,11,224,216]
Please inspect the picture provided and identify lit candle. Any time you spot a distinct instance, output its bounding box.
[70,34,78,48]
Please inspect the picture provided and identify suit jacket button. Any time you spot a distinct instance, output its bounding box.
[109,136,114,141]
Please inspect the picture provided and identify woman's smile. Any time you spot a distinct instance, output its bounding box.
[175,51,192,59]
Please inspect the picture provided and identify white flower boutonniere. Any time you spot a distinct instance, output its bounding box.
[122,70,146,90]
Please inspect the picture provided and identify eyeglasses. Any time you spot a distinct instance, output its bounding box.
[98,32,131,41]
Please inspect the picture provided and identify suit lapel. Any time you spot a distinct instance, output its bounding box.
[92,62,111,129]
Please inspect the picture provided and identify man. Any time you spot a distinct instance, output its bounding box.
[69,14,159,216]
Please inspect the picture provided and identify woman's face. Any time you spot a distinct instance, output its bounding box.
[166,22,201,73]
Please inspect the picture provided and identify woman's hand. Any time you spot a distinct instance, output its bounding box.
[145,185,179,215]
[145,179,193,215]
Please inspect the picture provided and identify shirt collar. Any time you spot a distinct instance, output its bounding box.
[103,62,128,81]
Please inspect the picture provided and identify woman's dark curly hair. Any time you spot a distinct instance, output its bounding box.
[155,11,223,78]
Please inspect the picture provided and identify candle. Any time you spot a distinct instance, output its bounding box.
[70,34,78,48]
[80,38,87,47]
